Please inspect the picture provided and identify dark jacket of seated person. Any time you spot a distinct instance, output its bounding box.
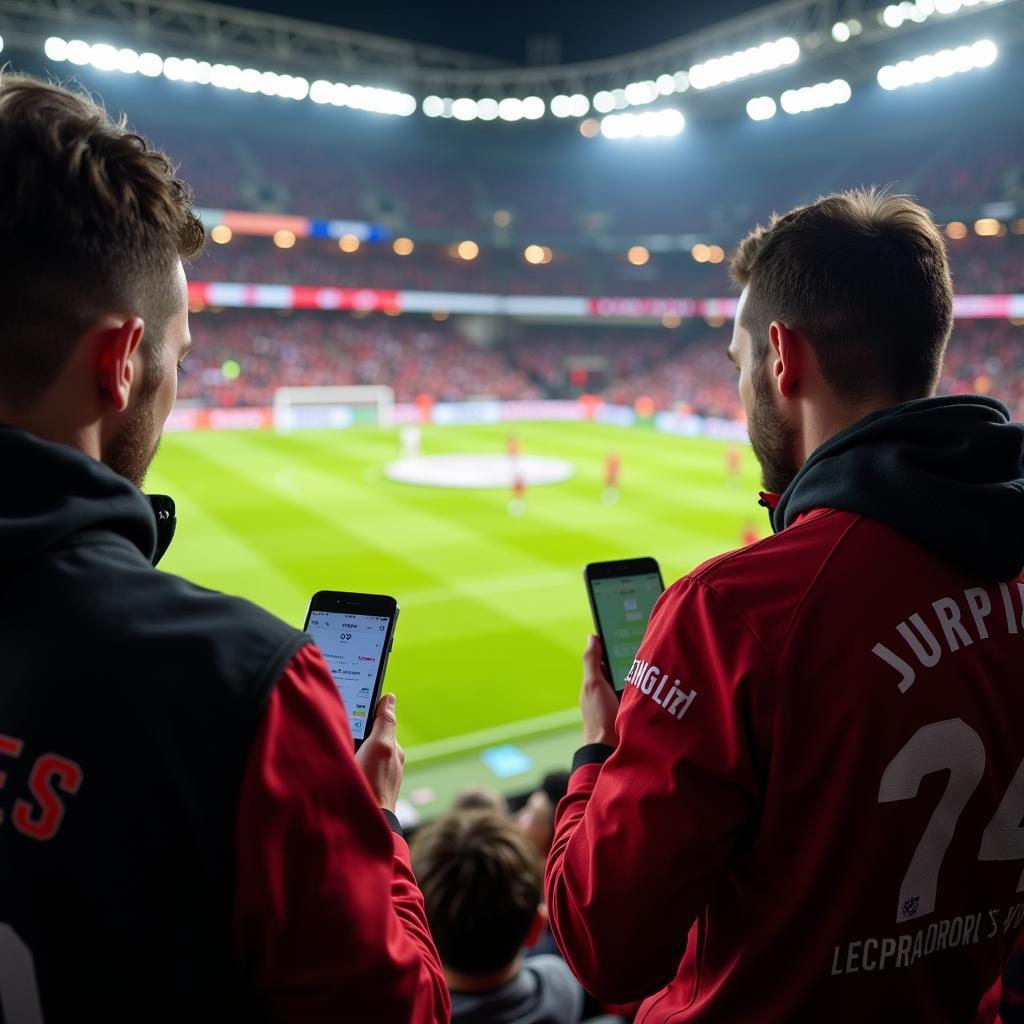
[413,809,584,1024]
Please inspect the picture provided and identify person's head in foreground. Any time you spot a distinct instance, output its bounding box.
[728,187,953,494]
[0,73,203,484]
[412,810,547,988]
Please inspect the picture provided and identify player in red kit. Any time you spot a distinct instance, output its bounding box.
[725,442,743,483]
[546,190,1024,1022]
[603,451,621,505]
[509,471,527,516]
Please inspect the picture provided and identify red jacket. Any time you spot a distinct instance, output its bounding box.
[547,505,1024,1021]
[235,644,450,1022]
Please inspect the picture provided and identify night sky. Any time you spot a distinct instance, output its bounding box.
[209,1,772,64]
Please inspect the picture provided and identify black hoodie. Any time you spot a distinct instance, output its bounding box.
[771,395,1024,582]
[0,424,306,1021]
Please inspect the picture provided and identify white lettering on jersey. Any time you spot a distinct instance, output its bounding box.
[870,583,1024,693]
[625,659,697,721]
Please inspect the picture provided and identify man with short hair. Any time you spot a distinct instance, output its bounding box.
[545,189,1024,1021]
[0,74,448,1022]
[412,810,584,1024]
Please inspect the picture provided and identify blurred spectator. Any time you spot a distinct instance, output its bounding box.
[516,771,570,860]
[411,810,584,1024]
[451,784,510,815]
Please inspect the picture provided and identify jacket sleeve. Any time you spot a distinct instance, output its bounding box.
[233,643,450,1023]
[544,577,772,1004]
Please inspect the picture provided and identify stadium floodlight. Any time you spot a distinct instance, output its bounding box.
[422,95,445,117]
[522,96,545,119]
[780,78,851,114]
[612,88,628,109]
[498,97,524,121]
[600,108,684,139]
[66,39,91,65]
[311,80,333,104]
[832,22,851,42]
[883,0,1003,27]
[476,98,500,120]
[552,94,588,118]
[689,37,799,91]
[625,80,658,106]
[569,94,590,117]
[44,36,68,62]
[593,91,616,113]
[89,43,119,70]
[138,53,163,77]
[877,39,997,89]
[656,74,676,95]
[116,48,140,74]
[211,64,242,89]
[746,95,777,120]
[673,71,690,92]
[452,97,477,121]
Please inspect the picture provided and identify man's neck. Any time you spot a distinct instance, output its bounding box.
[0,406,100,462]
[445,956,521,994]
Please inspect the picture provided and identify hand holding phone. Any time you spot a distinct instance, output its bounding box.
[580,634,620,747]
[355,694,404,812]
[304,590,399,750]
[584,557,664,693]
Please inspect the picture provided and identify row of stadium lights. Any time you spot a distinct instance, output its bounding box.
[42,27,999,133]
[209,223,727,265]
[745,38,996,119]
[206,216,1024,259]
[880,0,1005,29]
[946,217,1024,239]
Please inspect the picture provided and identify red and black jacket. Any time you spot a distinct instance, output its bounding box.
[547,396,1024,1023]
[0,424,448,1023]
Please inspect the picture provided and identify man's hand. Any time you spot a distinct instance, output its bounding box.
[581,635,619,747]
[355,693,404,812]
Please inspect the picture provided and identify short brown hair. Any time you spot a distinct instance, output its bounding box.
[411,810,541,974]
[730,188,953,402]
[0,73,204,407]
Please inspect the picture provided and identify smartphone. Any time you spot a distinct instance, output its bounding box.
[303,591,399,749]
[584,558,665,694]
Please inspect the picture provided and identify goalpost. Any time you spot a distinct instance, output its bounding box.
[272,385,395,433]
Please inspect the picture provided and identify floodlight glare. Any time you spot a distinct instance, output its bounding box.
[476,98,500,120]
[423,95,445,117]
[522,96,545,119]
[138,53,163,77]
[656,74,676,95]
[593,90,616,113]
[832,22,851,42]
[452,98,477,121]
[498,97,524,121]
[746,96,777,120]
[66,39,91,65]
[689,36,799,90]
[44,36,68,62]
[877,38,997,89]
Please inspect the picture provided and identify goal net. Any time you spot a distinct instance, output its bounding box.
[272,385,395,433]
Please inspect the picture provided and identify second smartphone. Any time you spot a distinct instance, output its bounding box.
[584,557,664,694]
[304,590,399,749]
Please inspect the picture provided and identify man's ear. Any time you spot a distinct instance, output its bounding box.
[768,320,802,400]
[524,904,548,949]
[96,318,145,412]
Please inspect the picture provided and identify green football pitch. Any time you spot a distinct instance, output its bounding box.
[147,422,762,813]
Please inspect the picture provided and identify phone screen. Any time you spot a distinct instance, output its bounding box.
[591,573,664,689]
[306,610,391,741]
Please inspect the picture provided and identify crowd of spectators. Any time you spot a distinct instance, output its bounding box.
[190,230,1023,299]
[177,313,542,406]
[178,311,1024,419]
